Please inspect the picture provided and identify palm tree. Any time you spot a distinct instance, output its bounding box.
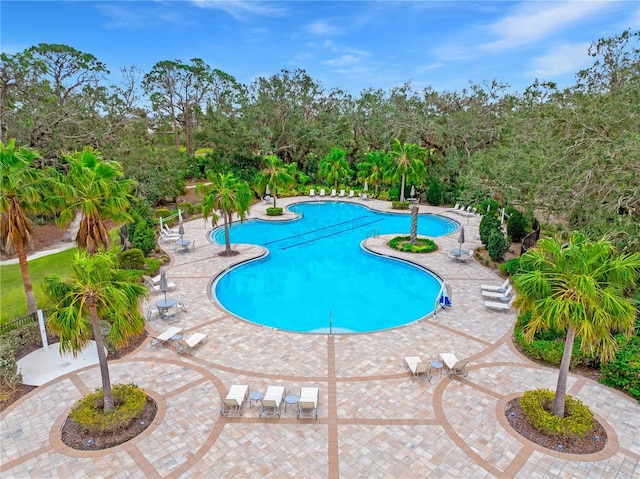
[384,139,427,202]
[512,233,640,417]
[254,154,294,208]
[318,148,352,190]
[0,139,59,314]
[56,147,135,253]
[356,151,388,197]
[196,171,252,256]
[44,252,147,413]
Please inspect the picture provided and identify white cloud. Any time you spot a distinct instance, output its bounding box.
[189,0,287,20]
[306,20,341,36]
[481,1,613,52]
[528,42,592,77]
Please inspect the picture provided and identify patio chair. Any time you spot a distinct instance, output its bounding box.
[259,385,285,418]
[447,203,460,211]
[482,285,513,300]
[450,360,469,377]
[297,386,319,419]
[175,332,208,355]
[403,355,431,382]
[187,240,196,252]
[220,384,249,416]
[338,189,345,197]
[163,224,178,235]
[149,326,182,347]
[160,231,180,243]
[309,188,315,196]
[142,275,176,294]
[485,299,513,311]
[319,188,326,197]
[480,278,510,293]
[330,189,337,197]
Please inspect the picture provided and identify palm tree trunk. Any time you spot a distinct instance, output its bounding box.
[90,305,114,413]
[272,187,277,208]
[410,205,418,245]
[552,325,576,417]
[223,214,231,254]
[17,242,38,314]
[400,174,406,202]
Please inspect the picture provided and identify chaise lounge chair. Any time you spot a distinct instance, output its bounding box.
[143,275,176,294]
[220,384,249,416]
[259,385,285,418]
[348,190,354,198]
[480,278,510,292]
[330,189,337,197]
[450,360,469,377]
[485,299,514,311]
[297,386,319,419]
[319,188,326,197]
[403,355,431,382]
[149,326,182,347]
[309,188,315,196]
[175,332,208,355]
[482,285,513,299]
[338,189,345,197]
[447,203,461,212]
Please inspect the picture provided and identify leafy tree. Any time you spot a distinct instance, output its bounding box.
[196,171,252,256]
[0,140,60,314]
[425,179,443,206]
[506,209,530,242]
[512,233,640,417]
[356,150,387,196]
[479,213,502,246]
[44,252,147,412]
[318,148,352,189]
[254,154,294,208]
[384,139,427,202]
[56,147,135,253]
[487,229,509,261]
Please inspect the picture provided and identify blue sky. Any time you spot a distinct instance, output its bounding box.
[2,1,638,96]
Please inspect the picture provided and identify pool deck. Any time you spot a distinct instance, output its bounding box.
[2,196,639,478]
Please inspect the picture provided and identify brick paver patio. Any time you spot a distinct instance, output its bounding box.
[2,197,639,478]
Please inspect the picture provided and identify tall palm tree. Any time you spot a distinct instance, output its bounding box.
[44,252,147,413]
[512,233,640,417]
[196,171,252,256]
[384,139,427,202]
[0,139,59,314]
[356,150,388,196]
[318,148,352,190]
[254,154,294,208]
[56,147,135,254]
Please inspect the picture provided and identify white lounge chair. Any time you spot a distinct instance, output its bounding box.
[485,299,513,311]
[175,332,208,355]
[483,285,514,299]
[480,278,510,292]
[297,387,319,419]
[438,352,458,375]
[259,385,285,418]
[220,384,249,416]
[149,326,182,347]
[159,231,180,243]
[309,188,315,196]
[448,203,460,211]
[142,275,176,294]
[319,188,326,197]
[330,189,337,197]
[450,360,469,377]
[163,224,178,235]
[348,190,354,198]
[403,355,431,382]
[338,189,345,197]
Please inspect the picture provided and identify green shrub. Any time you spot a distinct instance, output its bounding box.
[131,222,157,256]
[117,249,146,270]
[378,190,391,201]
[388,236,437,253]
[479,213,502,246]
[70,383,147,435]
[507,209,530,242]
[520,389,594,437]
[153,208,171,219]
[0,339,21,393]
[499,258,521,276]
[600,334,640,401]
[391,201,409,210]
[144,257,163,276]
[425,179,443,206]
[487,230,509,261]
[177,201,194,217]
[388,187,400,201]
[266,207,283,216]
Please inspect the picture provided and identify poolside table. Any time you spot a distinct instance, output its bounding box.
[155,298,178,320]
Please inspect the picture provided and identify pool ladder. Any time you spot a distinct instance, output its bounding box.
[366,227,379,238]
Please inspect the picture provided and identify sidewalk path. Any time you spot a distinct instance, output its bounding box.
[2,197,638,478]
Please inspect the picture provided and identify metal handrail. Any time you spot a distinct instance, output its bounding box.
[433,281,448,318]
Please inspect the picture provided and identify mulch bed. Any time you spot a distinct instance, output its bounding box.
[505,398,607,454]
[61,397,157,450]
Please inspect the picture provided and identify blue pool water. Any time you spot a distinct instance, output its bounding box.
[211,201,458,333]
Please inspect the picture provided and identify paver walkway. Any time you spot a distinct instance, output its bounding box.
[2,197,639,478]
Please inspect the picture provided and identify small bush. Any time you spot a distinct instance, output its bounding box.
[266,207,283,216]
[500,258,521,276]
[70,383,147,435]
[0,340,22,393]
[131,222,157,256]
[388,236,437,253]
[507,209,530,242]
[520,389,594,437]
[144,257,163,276]
[117,249,146,270]
[487,230,509,261]
[378,190,391,201]
[425,179,443,206]
[600,334,640,401]
[177,201,194,217]
[479,213,502,246]
[153,208,171,219]
[391,201,410,210]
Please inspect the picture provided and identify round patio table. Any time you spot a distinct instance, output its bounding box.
[249,391,264,409]
[284,394,299,412]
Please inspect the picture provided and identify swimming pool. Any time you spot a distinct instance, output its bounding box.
[211,201,458,333]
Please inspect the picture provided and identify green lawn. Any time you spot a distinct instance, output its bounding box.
[0,248,77,323]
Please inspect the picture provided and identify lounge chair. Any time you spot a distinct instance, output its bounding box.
[220,384,249,416]
[447,203,460,211]
[149,326,182,347]
[480,278,510,292]
[483,285,513,299]
[348,190,354,198]
[338,189,345,197]
[450,360,469,377]
[297,387,319,419]
[330,189,337,197]
[187,240,196,252]
[142,275,176,294]
[259,385,285,418]
[319,188,326,197]
[309,188,315,196]
[175,332,208,355]
[485,299,513,311]
[438,352,458,374]
[159,231,180,243]
[403,355,431,382]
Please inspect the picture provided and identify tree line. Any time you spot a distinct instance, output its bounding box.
[1,30,638,253]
